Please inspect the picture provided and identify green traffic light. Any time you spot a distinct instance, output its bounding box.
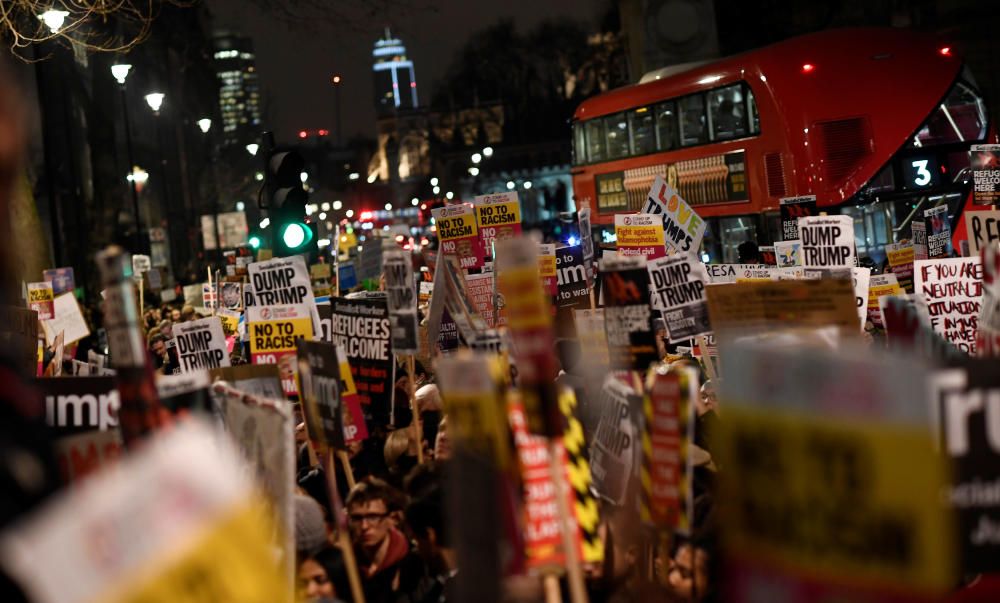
[280,222,313,250]
[248,235,262,249]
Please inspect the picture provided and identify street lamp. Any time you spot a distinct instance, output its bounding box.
[331,74,343,146]
[110,63,143,252]
[471,153,482,164]
[483,146,494,158]
[38,9,69,34]
[197,118,212,133]
[145,92,165,114]
[246,143,259,156]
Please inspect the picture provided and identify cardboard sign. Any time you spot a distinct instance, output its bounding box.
[886,242,915,293]
[474,192,522,256]
[247,304,313,397]
[538,244,557,296]
[913,221,928,261]
[915,257,983,354]
[383,248,419,354]
[27,282,55,320]
[172,317,230,372]
[1,422,286,603]
[970,144,1000,205]
[434,204,485,270]
[43,267,75,296]
[578,207,594,265]
[41,293,90,346]
[799,215,855,267]
[647,255,711,343]
[211,364,284,400]
[615,213,666,259]
[923,205,953,259]
[965,210,1000,256]
[329,296,394,417]
[868,273,903,328]
[465,272,499,328]
[555,245,590,310]
[437,352,511,466]
[706,279,859,336]
[641,175,706,254]
[573,309,609,367]
[852,267,871,330]
[775,240,802,268]
[590,375,639,505]
[931,360,1000,573]
[599,255,657,370]
[704,263,777,284]
[717,343,955,601]
[642,367,695,531]
[247,255,320,336]
[779,195,817,241]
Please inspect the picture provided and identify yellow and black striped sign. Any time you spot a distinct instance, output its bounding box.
[558,387,603,563]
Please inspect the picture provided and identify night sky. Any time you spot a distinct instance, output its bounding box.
[208,0,607,144]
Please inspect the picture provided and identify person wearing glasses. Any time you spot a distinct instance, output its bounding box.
[346,478,425,602]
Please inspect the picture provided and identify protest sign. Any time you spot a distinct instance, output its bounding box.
[338,261,358,291]
[706,279,859,336]
[217,308,241,341]
[641,367,695,532]
[886,242,915,293]
[774,240,801,268]
[716,342,955,601]
[43,267,75,295]
[555,245,590,310]
[183,283,203,307]
[247,304,313,397]
[759,245,777,266]
[329,296,394,419]
[867,273,903,328]
[156,371,215,418]
[38,377,122,482]
[573,309,609,367]
[172,317,230,372]
[0,421,287,603]
[437,352,511,466]
[931,360,1000,573]
[425,254,489,349]
[704,263,777,284]
[799,215,855,267]
[600,255,658,370]
[779,195,817,241]
[474,192,522,255]
[383,248,419,354]
[202,281,217,310]
[615,213,666,259]
[915,257,983,354]
[27,281,54,320]
[878,294,959,361]
[357,240,384,283]
[590,375,639,505]
[316,301,332,343]
[641,175,706,254]
[538,244,557,296]
[437,309,460,354]
[434,204,485,270]
[923,204,953,258]
[465,272,499,328]
[913,221,928,261]
[852,267,871,330]
[578,206,594,266]
[970,144,1000,205]
[41,292,90,346]
[248,255,320,335]
[965,210,1000,255]
[647,255,711,342]
[212,364,284,400]
[496,237,561,437]
[419,281,433,305]
[220,281,243,310]
[978,244,1000,356]
[309,263,332,298]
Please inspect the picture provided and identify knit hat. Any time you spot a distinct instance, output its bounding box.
[294,494,328,556]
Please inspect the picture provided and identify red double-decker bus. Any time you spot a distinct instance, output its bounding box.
[571,27,995,264]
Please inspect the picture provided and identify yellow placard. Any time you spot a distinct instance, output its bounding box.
[538,254,556,279]
[28,286,54,303]
[716,407,955,593]
[111,502,288,603]
[868,281,903,309]
[436,210,479,241]
[439,354,510,468]
[249,318,312,355]
[498,264,550,331]
[887,245,914,268]
[476,201,521,229]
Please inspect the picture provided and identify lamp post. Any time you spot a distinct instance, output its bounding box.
[331,74,342,146]
[110,63,144,253]
[198,117,224,255]
[145,92,173,266]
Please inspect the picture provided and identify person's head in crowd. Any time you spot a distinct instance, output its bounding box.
[180,304,196,322]
[297,546,351,602]
[699,380,718,416]
[737,240,761,264]
[384,429,420,486]
[345,478,401,553]
[433,416,450,461]
[295,493,329,557]
[664,541,711,601]
[158,319,173,340]
[405,479,453,574]
[170,308,182,322]
[148,334,167,362]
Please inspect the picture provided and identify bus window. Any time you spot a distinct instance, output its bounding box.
[629,107,656,156]
[573,122,586,165]
[586,119,606,162]
[655,101,678,150]
[679,95,708,146]
[718,215,758,263]
[748,86,760,134]
[909,80,986,147]
[709,84,747,141]
[606,112,630,159]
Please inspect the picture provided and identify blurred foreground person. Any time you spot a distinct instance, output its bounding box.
[346,478,425,602]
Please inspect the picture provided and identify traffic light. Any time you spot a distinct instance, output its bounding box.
[265,149,316,258]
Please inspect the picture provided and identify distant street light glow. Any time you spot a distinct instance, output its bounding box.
[482,146,494,158]
[236,201,245,212]
[321,202,330,211]
[197,118,212,133]
[349,172,360,180]
[38,9,69,33]
[524,181,532,189]
[144,92,165,113]
[471,153,482,164]
[110,64,132,85]
[259,218,270,229]
[384,203,393,211]
[411,197,419,206]
[333,200,342,210]
[506,181,515,190]
[346,209,354,218]
[445,191,454,200]
[246,143,260,156]
[430,177,439,186]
